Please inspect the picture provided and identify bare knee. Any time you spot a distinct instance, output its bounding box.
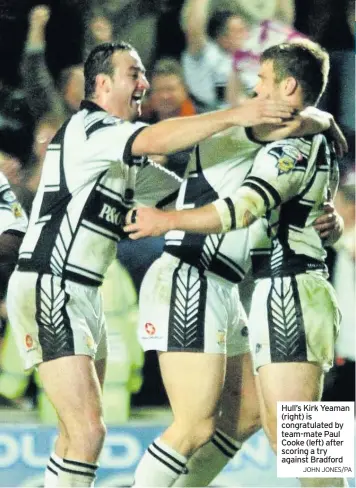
[67,411,106,456]
[164,416,216,455]
[190,417,216,449]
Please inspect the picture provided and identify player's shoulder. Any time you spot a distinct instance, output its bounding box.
[261,136,317,175]
[79,100,147,139]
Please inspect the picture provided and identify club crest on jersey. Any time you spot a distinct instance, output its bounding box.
[276,155,295,174]
[269,144,302,175]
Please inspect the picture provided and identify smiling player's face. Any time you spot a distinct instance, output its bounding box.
[107,50,150,120]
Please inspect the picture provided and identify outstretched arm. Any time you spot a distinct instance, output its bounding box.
[123,186,265,239]
[132,97,294,156]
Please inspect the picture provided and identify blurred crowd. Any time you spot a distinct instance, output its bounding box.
[0,0,354,419]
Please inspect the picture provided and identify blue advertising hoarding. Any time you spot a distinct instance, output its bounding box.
[0,425,354,487]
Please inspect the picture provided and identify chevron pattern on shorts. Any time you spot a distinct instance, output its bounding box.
[199,234,222,269]
[36,276,75,360]
[270,239,284,276]
[267,276,307,362]
[167,265,207,350]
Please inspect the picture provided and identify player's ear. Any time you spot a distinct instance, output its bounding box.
[95,73,112,94]
[284,76,298,97]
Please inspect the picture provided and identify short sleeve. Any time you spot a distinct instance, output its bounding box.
[0,174,28,235]
[84,116,148,170]
[241,140,308,210]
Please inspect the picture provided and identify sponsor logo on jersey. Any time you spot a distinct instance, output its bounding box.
[99,203,123,225]
[144,322,156,336]
[25,334,33,349]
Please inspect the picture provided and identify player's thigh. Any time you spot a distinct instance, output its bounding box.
[159,351,226,424]
[248,274,339,373]
[218,352,260,439]
[38,355,103,430]
[257,361,324,440]
[139,254,233,355]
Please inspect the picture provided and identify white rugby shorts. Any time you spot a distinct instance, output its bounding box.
[248,273,340,373]
[139,253,249,356]
[6,271,108,370]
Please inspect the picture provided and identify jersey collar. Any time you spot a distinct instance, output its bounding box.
[80,100,106,113]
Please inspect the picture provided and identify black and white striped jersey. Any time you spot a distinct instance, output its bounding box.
[0,172,28,236]
[246,134,338,278]
[17,101,180,287]
[164,127,261,283]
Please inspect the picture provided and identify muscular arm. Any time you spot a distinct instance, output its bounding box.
[180,0,210,54]
[124,186,265,238]
[132,98,294,156]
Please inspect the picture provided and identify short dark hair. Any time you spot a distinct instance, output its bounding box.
[260,41,330,106]
[207,10,235,40]
[84,41,135,98]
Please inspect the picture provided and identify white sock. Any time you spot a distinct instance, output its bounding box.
[133,437,188,487]
[300,478,349,487]
[173,428,241,487]
[57,458,98,487]
[45,452,63,487]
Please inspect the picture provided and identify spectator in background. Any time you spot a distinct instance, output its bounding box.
[142,57,196,177]
[181,0,248,111]
[85,8,114,54]
[146,58,197,122]
[215,0,296,25]
[55,64,85,116]
[22,5,84,123]
[226,0,305,106]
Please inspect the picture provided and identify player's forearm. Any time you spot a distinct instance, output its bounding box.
[133,110,239,156]
[166,204,224,234]
[166,187,266,235]
[132,99,294,157]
